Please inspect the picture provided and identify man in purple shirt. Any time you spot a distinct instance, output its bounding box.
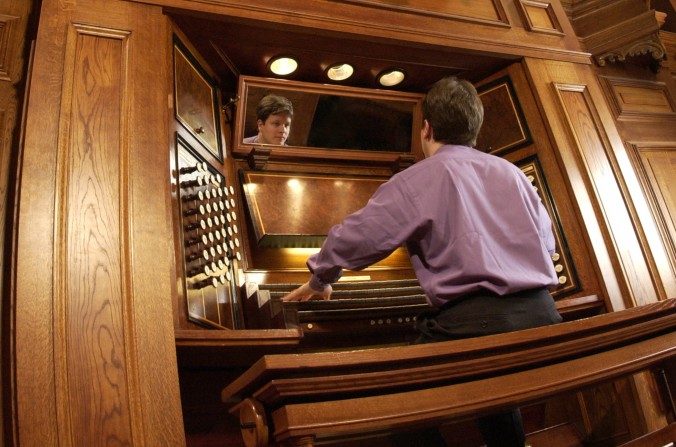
[283,77,561,447]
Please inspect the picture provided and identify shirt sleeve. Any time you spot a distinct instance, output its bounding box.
[515,166,556,256]
[537,200,556,255]
[307,175,426,291]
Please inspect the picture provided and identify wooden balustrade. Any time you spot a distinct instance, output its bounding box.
[222,299,676,446]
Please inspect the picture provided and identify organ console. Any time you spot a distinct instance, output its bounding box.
[160,12,676,444]
[11,1,675,446]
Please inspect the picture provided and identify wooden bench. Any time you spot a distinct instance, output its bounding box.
[222,299,676,447]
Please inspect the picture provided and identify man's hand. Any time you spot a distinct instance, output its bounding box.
[281,281,332,302]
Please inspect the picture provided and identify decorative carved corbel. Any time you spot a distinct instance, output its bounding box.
[246,146,271,170]
[595,33,667,72]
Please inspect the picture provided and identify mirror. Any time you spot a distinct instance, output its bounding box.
[233,76,424,160]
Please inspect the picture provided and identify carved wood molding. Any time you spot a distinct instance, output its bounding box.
[562,2,667,72]
[595,33,667,71]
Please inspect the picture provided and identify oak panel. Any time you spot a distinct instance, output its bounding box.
[476,77,531,155]
[174,39,222,160]
[0,13,19,81]
[627,146,676,274]
[59,24,132,445]
[517,0,564,35]
[604,78,676,118]
[331,0,509,26]
[554,84,655,306]
[15,0,185,445]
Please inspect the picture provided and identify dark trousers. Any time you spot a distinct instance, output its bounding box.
[391,287,562,447]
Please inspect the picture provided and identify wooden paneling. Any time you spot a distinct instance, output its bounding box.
[476,77,532,155]
[554,84,656,306]
[603,77,676,118]
[0,0,33,444]
[516,0,564,35]
[661,31,676,80]
[524,56,673,437]
[0,13,19,81]
[591,41,676,304]
[174,39,222,160]
[627,145,676,274]
[57,24,133,443]
[14,0,184,445]
[524,57,676,311]
[332,0,510,26]
[131,0,588,74]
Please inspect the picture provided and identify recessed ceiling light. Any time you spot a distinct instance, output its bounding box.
[268,56,298,76]
[326,63,354,81]
[377,69,405,87]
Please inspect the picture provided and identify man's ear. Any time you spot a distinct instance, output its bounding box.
[257,119,264,129]
[422,119,433,141]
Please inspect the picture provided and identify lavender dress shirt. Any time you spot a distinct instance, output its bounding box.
[307,144,558,308]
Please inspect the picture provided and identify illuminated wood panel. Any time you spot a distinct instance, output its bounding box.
[241,171,386,247]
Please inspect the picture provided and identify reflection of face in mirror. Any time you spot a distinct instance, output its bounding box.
[243,94,293,145]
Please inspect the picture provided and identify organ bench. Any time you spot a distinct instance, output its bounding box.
[221,299,676,446]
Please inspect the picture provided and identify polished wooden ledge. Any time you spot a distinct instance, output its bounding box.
[222,299,676,446]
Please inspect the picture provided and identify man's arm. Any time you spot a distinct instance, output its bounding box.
[282,176,424,301]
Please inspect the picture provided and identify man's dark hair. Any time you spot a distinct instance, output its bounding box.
[256,94,294,122]
[422,77,484,147]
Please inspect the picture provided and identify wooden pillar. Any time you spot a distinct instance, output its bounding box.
[13,0,185,444]
[523,57,671,437]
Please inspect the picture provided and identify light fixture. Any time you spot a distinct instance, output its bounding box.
[268,56,298,76]
[377,68,405,87]
[326,63,354,81]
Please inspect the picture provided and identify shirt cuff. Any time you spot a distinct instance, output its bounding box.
[309,275,329,292]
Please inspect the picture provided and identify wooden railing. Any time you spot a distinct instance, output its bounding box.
[222,299,676,446]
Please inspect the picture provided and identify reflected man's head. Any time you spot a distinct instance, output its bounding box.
[422,77,484,148]
[256,94,294,145]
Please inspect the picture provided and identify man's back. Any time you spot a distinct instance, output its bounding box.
[397,144,558,306]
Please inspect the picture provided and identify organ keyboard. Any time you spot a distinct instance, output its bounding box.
[243,278,432,345]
